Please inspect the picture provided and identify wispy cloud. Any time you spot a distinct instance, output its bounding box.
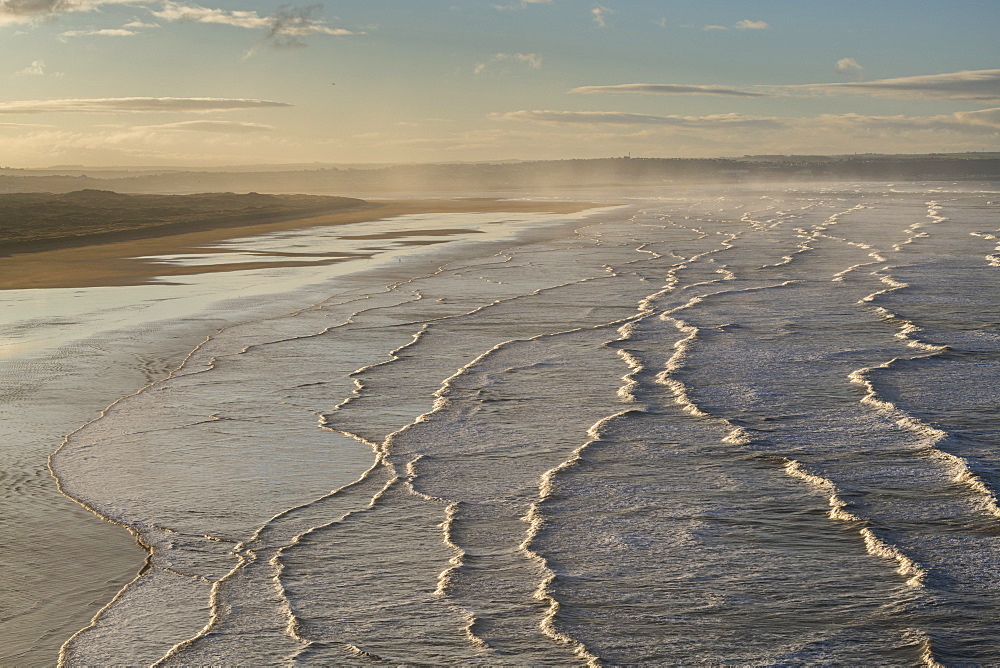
[474,52,542,76]
[735,19,769,30]
[953,107,1000,127]
[492,107,1000,137]
[491,110,782,128]
[572,68,1000,103]
[0,0,352,43]
[836,57,865,81]
[264,4,353,44]
[703,19,769,31]
[153,2,339,33]
[809,109,1000,135]
[135,120,275,132]
[476,106,1000,157]
[569,83,769,97]
[0,0,139,26]
[591,4,612,28]
[152,1,354,53]
[0,97,292,113]
[13,59,45,76]
[11,59,65,77]
[789,68,1000,101]
[492,0,550,10]
[59,27,138,39]
[0,121,56,127]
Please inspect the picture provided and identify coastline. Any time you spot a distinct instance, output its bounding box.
[0,198,595,290]
[0,197,615,664]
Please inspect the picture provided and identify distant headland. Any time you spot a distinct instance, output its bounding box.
[1,153,999,196]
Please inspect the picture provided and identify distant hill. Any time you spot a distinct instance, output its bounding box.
[1,154,998,197]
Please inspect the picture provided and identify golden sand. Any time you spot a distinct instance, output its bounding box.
[0,199,594,290]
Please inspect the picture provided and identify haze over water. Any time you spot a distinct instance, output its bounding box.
[3,0,999,663]
[12,181,997,665]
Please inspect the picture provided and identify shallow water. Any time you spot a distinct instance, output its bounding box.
[0,208,589,665]
[8,182,1000,665]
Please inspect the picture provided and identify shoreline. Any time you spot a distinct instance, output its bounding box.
[0,197,616,663]
[0,198,596,290]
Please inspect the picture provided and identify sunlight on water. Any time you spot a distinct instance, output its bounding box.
[5,183,1000,665]
[0,208,594,665]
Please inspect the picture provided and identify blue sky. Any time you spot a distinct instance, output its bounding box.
[1,0,998,166]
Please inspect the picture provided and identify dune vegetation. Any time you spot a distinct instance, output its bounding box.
[0,190,368,252]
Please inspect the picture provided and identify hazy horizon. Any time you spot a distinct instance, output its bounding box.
[1,0,998,168]
[5,150,1000,175]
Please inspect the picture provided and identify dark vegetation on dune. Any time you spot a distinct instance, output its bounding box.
[0,190,367,252]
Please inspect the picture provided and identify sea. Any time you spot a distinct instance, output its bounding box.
[3,181,1000,666]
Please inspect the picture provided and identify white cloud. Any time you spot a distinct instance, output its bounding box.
[152,1,354,46]
[569,83,769,97]
[0,0,141,26]
[152,2,268,28]
[591,4,612,28]
[789,68,1000,101]
[836,57,864,79]
[474,52,542,76]
[11,59,64,77]
[491,110,782,129]
[735,19,769,30]
[135,120,275,132]
[7,106,1000,165]
[588,68,1000,103]
[59,27,138,39]
[13,59,45,76]
[953,107,1000,127]
[491,107,1000,139]
[704,19,769,31]
[1,0,354,49]
[654,18,667,28]
[492,0,550,10]
[805,110,1000,138]
[0,0,352,42]
[0,97,292,113]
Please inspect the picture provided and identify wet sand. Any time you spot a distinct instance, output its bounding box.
[0,198,593,290]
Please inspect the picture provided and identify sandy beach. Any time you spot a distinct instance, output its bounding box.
[0,198,594,290]
[0,197,603,665]
[6,183,1000,664]
[33,182,1000,665]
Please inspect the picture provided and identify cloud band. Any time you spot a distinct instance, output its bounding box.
[0,97,293,113]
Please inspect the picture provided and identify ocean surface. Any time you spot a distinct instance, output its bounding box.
[5,182,1000,665]
[0,205,591,665]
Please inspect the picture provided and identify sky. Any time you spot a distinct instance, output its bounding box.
[1,0,998,167]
